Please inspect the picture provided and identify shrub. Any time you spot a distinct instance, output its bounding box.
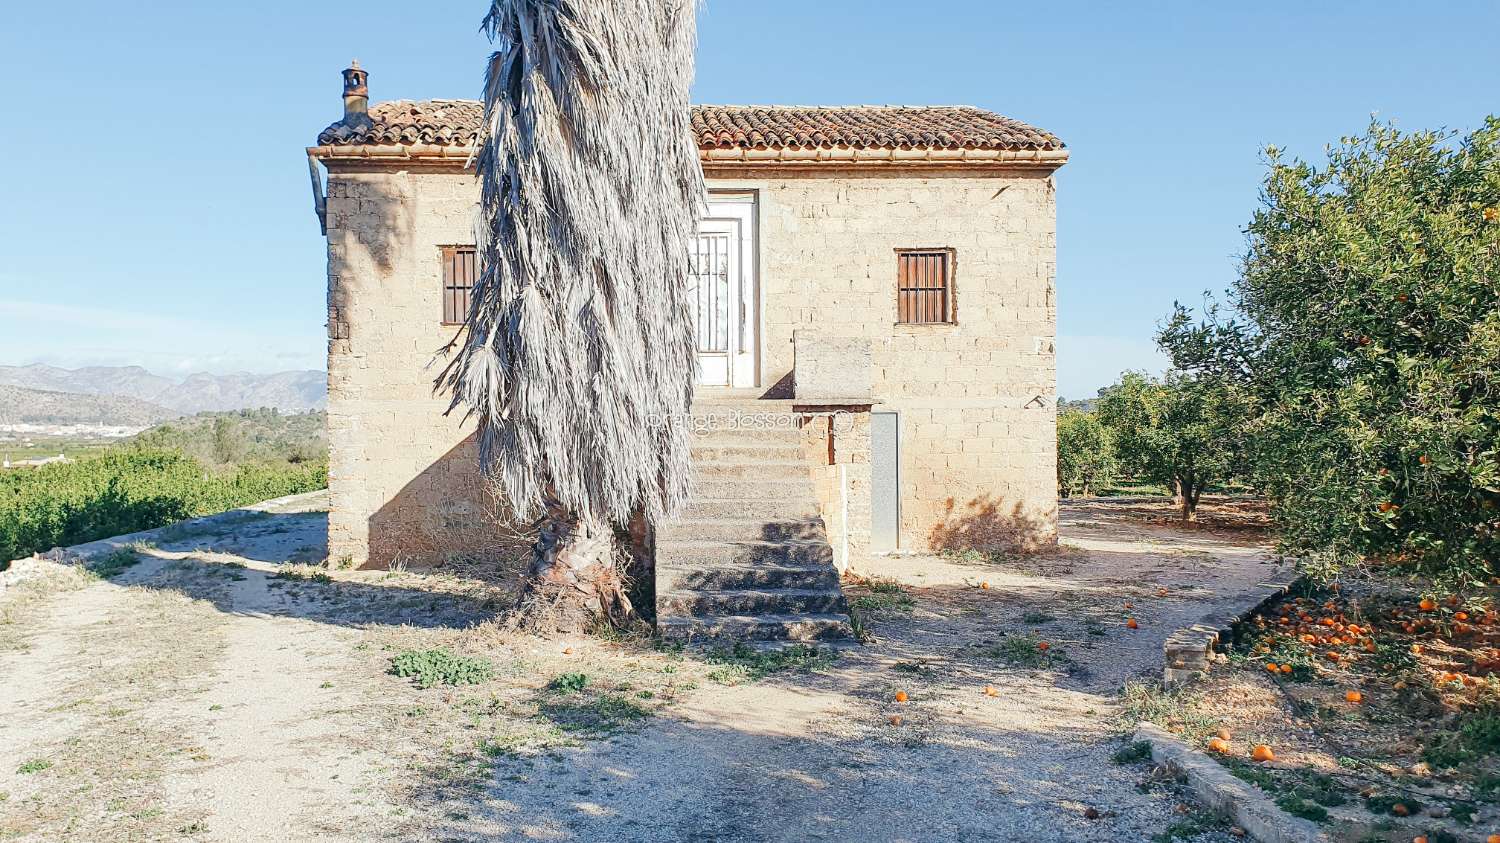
[0,448,327,562]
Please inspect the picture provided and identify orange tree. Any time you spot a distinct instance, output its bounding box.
[1162,118,1500,584]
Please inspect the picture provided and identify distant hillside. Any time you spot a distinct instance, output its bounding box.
[0,384,180,427]
[131,409,327,466]
[0,364,326,414]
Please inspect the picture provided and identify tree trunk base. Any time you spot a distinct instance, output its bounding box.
[505,501,652,636]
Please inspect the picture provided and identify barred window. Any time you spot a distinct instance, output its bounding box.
[441,246,476,325]
[896,249,954,324]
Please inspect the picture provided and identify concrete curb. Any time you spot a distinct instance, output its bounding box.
[1133,723,1330,843]
[1164,568,1302,686]
[0,490,329,595]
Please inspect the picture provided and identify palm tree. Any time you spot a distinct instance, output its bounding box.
[437,0,705,631]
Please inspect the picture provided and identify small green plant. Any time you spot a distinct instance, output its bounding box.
[1423,707,1500,768]
[1275,794,1328,823]
[851,589,915,614]
[703,643,835,685]
[389,649,495,689]
[1111,740,1152,764]
[89,544,147,579]
[1021,610,1056,625]
[16,758,52,775]
[1085,618,1107,637]
[548,672,589,693]
[1153,808,1223,842]
[972,634,1064,668]
[539,693,651,736]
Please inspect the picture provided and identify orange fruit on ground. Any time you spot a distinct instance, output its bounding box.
[1410,644,1422,654]
[1126,618,1139,630]
[1456,611,1469,621]
[1207,738,1230,754]
[1345,690,1362,704]
[562,647,574,655]
[894,690,908,703]
[1419,598,1437,611]
[1038,641,1050,651]
[1266,663,1279,673]
[980,582,990,589]
[1279,664,1293,674]
[1251,744,1275,762]
[1391,802,1410,816]
[1485,835,1499,843]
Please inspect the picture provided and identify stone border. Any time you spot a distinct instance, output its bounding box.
[0,490,329,596]
[1134,723,1330,843]
[1164,567,1302,686]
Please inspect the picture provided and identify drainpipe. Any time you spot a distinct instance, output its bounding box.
[307,152,326,236]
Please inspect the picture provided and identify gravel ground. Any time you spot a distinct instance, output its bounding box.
[0,495,1287,842]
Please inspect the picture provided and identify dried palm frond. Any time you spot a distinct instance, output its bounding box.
[437,0,704,531]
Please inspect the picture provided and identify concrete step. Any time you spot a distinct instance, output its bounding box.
[693,460,808,481]
[658,517,827,543]
[657,612,854,643]
[656,561,840,592]
[657,587,848,617]
[693,478,817,501]
[679,496,822,521]
[686,425,803,444]
[657,539,833,567]
[691,443,805,463]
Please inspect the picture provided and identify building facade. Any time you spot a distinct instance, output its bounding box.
[309,68,1066,570]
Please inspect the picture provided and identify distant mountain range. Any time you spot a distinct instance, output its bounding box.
[0,384,180,427]
[0,364,326,416]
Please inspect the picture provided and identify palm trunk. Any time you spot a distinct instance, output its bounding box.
[513,497,633,633]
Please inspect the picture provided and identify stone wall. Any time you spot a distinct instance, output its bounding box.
[798,408,872,573]
[716,168,1060,551]
[324,169,524,569]
[323,163,1057,565]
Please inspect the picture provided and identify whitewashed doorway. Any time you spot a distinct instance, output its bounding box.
[690,195,757,388]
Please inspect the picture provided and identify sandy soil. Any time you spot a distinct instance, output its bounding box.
[0,495,1287,842]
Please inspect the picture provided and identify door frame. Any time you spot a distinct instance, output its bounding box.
[697,192,759,389]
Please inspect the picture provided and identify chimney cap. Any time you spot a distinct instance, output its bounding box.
[342,61,369,121]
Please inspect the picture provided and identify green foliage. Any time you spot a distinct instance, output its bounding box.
[132,410,327,468]
[87,544,146,579]
[547,672,590,693]
[388,649,496,689]
[1095,371,1247,519]
[0,449,327,561]
[16,758,51,775]
[704,643,835,685]
[1163,118,1500,583]
[1056,409,1119,497]
[1423,707,1500,768]
[1111,740,1152,764]
[1274,794,1329,823]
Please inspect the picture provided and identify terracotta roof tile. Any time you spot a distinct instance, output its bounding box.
[317,100,1062,151]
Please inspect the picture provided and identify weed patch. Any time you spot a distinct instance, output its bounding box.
[16,758,52,775]
[703,643,836,685]
[390,649,495,689]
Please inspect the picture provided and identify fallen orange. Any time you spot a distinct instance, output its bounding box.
[1207,738,1230,754]
[1126,618,1139,630]
[1345,690,1362,704]
[894,690,909,703]
[1251,745,1275,763]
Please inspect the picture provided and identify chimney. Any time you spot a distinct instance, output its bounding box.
[342,60,369,121]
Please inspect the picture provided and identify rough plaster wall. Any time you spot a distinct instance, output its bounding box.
[325,166,1057,564]
[799,412,872,572]
[719,170,1060,551]
[324,170,520,569]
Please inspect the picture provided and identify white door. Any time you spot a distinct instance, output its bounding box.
[690,197,757,388]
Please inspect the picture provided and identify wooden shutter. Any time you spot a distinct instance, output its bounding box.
[441,246,476,324]
[897,250,952,324]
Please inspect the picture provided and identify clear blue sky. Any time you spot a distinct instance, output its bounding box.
[3,1,1496,397]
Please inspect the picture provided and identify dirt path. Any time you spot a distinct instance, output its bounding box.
[0,496,1285,842]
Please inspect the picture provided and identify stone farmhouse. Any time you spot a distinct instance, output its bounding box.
[308,64,1066,639]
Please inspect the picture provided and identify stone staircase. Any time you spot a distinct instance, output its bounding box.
[655,396,854,644]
